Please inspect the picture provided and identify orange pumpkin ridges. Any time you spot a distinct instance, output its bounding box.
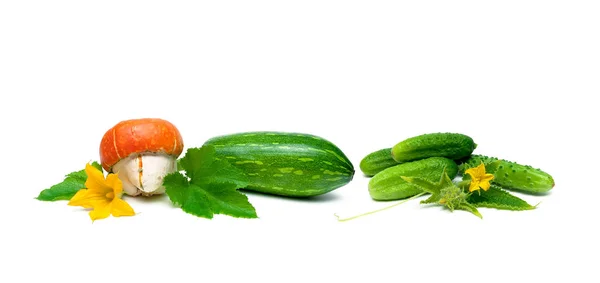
[99,118,184,172]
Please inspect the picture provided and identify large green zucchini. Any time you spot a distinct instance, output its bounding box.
[203,132,355,197]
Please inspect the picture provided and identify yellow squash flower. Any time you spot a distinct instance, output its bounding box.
[465,162,495,192]
[68,163,135,221]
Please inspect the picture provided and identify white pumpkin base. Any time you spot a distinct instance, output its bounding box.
[112,153,177,196]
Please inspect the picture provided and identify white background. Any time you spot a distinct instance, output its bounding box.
[1,1,599,282]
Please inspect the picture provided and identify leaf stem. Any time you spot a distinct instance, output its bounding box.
[456,180,471,190]
[334,192,426,222]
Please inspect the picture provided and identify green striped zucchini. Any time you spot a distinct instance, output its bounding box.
[203,132,355,197]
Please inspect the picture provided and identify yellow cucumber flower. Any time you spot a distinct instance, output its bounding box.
[465,162,495,192]
[68,163,135,221]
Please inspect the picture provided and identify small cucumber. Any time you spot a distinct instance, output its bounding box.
[204,132,354,197]
[391,133,476,162]
[359,148,400,177]
[369,157,458,200]
[460,155,554,193]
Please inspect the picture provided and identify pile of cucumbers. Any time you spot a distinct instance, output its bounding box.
[361,133,555,201]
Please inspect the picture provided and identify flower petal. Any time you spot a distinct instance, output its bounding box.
[480,180,492,191]
[474,162,486,175]
[105,173,124,196]
[482,173,495,182]
[110,198,135,217]
[68,189,94,208]
[68,189,111,208]
[84,163,112,194]
[469,181,480,192]
[465,163,484,178]
[465,162,495,192]
[89,202,112,221]
[464,167,477,178]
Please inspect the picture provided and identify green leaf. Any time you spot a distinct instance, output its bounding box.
[202,182,257,218]
[164,172,257,219]
[402,169,482,218]
[176,158,183,171]
[164,146,257,219]
[401,176,440,204]
[162,172,190,207]
[37,179,84,201]
[179,146,248,188]
[164,173,213,218]
[401,168,454,204]
[36,162,102,201]
[468,185,536,211]
[458,202,482,219]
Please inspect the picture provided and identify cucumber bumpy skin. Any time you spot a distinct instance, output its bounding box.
[359,148,400,177]
[204,132,354,197]
[369,157,458,201]
[391,133,476,163]
[459,155,555,194]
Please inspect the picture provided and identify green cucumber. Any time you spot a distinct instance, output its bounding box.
[359,148,400,177]
[391,133,476,162]
[203,132,354,197]
[369,157,458,200]
[460,155,554,193]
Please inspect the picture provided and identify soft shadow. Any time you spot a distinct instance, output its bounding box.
[124,194,174,207]
[126,193,168,203]
[241,189,341,203]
